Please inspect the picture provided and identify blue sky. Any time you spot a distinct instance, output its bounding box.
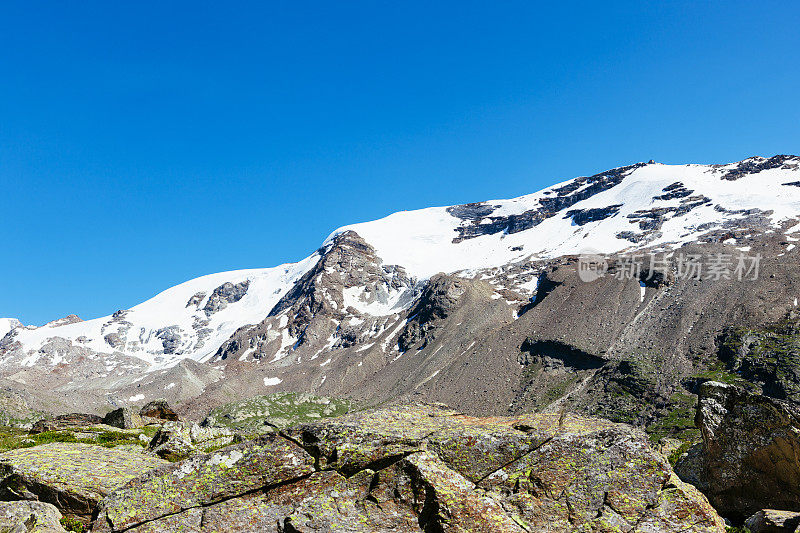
[1,1,798,325]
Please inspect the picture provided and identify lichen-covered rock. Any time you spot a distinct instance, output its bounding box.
[146,421,235,461]
[683,381,800,522]
[745,509,800,532]
[30,413,104,434]
[103,407,142,429]
[139,399,178,421]
[0,500,66,532]
[93,433,315,532]
[0,443,167,525]
[92,404,724,532]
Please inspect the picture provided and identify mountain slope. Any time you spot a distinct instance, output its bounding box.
[2,155,799,422]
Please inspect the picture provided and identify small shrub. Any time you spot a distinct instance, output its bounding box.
[667,441,693,466]
[60,516,86,532]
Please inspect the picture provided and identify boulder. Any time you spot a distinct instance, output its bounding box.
[30,413,103,434]
[146,421,235,461]
[745,509,800,532]
[103,407,142,429]
[0,443,167,525]
[93,404,724,532]
[138,399,178,421]
[679,381,800,522]
[94,433,315,532]
[0,500,66,532]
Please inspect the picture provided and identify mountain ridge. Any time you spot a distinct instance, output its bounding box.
[1,154,799,424]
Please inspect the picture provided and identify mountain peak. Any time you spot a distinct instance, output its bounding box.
[2,155,800,415]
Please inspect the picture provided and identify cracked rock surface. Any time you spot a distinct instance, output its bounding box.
[677,381,800,523]
[92,404,723,532]
[0,443,167,526]
[0,500,66,532]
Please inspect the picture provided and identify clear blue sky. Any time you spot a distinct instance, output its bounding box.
[1,1,798,325]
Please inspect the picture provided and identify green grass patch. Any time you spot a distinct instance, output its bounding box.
[647,392,699,443]
[202,392,355,435]
[0,426,151,452]
[667,441,694,467]
[60,516,86,532]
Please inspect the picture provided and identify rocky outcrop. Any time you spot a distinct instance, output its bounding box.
[203,280,250,316]
[93,404,723,532]
[103,407,143,429]
[718,154,798,180]
[139,399,178,421]
[211,230,417,368]
[745,509,800,532]
[677,381,800,522]
[398,274,466,351]
[564,203,623,225]
[0,500,66,532]
[0,443,167,525]
[44,315,82,328]
[448,163,646,242]
[30,413,104,434]
[146,421,236,461]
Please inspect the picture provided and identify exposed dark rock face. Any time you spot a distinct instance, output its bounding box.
[155,325,182,354]
[718,154,798,181]
[449,163,647,242]
[213,231,417,364]
[616,229,651,243]
[103,332,122,349]
[92,404,724,532]
[678,381,800,522]
[445,202,498,221]
[185,291,206,308]
[103,407,142,429]
[653,182,694,201]
[139,399,178,421]
[518,339,605,370]
[542,162,646,209]
[398,274,465,351]
[44,315,83,327]
[203,280,250,316]
[564,204,623,225]
[627,194,712,232]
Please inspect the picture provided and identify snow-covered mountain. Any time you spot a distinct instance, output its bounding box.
[0,319,22,341]
[2,155,800,416]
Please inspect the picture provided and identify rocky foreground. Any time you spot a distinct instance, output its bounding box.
[4,385,800,531]
[0,402,724,533]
